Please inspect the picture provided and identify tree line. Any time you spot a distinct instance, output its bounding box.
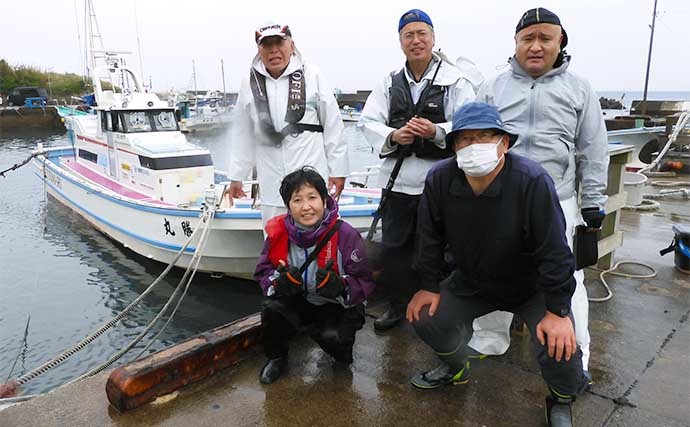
[0,59,91,97]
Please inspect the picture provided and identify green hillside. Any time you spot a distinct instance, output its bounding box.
[0,59,91,98]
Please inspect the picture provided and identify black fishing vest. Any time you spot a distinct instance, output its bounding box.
[386,68,451,159]
[249,67,323,146]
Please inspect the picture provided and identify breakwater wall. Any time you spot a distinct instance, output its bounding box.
[0,107,65,131]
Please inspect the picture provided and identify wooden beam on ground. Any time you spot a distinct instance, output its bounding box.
[106,314,262,412]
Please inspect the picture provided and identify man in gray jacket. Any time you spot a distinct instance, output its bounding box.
[472,7,608,375]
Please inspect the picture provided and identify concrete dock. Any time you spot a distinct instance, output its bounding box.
[1,181,689,426]
[0,106,65,131]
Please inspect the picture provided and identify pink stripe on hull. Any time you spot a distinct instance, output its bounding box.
[65,160,173,205]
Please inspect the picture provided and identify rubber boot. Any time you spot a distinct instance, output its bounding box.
[259,357,287,384]
[545,388,575,427]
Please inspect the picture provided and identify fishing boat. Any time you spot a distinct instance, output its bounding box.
[340,105,362,122]
[176,89,234,134]
[32,3,380,279]
[607,124,666,169]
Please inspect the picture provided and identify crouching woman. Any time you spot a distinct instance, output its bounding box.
[254,166,375,384]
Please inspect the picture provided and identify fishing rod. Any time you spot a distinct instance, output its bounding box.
[366,54,444,241]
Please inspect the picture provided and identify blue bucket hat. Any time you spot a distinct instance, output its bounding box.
[398,9,433,32]
[445,102,519,148]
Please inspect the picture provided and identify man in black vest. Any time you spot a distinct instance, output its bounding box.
[358,9,479,330]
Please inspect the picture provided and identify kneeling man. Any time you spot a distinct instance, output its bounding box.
[408,102,589,426]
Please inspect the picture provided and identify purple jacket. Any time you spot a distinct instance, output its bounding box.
[254,196,376,306]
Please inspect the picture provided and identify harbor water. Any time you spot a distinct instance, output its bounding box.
[0,124,378,395]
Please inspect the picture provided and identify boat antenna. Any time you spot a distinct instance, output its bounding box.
[133,0,146,89]
[192,60,198,98]
[641,0,658,116]
[73,0,85,82]
[221,59,227,103]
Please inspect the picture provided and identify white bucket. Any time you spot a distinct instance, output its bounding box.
[623,172,648,206]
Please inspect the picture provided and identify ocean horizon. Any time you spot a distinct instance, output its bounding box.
[596,90,690,108]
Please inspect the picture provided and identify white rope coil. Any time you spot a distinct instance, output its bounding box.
[588,261,657,303]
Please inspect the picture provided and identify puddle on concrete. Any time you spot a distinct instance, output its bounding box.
[589,319,618,333]
[587,367,611,386]
[673,278,690,289]
[637,284,677,298]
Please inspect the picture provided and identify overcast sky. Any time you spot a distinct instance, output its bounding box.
[2,0,688,94]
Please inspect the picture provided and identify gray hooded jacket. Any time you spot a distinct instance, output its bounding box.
[476,57,608,210]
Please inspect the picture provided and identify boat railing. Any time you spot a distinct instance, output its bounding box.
[349,165,380,188]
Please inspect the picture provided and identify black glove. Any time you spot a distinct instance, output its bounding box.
[315,260,345,299]
[272,264,303,298]
[581,207,605,229]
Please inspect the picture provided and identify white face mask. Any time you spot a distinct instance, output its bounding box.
[455,141,503,177]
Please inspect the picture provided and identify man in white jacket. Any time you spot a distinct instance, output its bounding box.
[358,9,477,331]
[226,23,349,224]
[472,7,609,377]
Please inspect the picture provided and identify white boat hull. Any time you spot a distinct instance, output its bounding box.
[607,126,666,169]
[33,148,380,279]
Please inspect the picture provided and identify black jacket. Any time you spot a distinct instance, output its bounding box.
[414,153,575,315]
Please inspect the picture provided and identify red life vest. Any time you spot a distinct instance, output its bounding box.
[265,214,340,274]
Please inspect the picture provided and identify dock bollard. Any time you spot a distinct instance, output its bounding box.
[106,314,262,412]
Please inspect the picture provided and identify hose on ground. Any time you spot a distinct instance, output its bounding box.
[587,261,657,303]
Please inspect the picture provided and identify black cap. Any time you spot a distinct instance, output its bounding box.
[515,7,568,48]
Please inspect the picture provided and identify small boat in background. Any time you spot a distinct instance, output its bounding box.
[340,105,362,122]
[606,100,689,170]
[176,91,234,134]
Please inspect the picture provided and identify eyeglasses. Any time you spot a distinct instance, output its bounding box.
[456,131,502,146]
[401,29,432,41]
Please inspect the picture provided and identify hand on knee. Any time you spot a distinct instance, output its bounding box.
[536,312,577,362]
[406,290,441,323]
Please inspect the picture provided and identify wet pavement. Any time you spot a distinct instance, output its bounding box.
[1,178,689,426]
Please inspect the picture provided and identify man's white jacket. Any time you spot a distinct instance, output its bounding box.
[476,57,609,210]
[357,52,478,195]
[227,53,348,207]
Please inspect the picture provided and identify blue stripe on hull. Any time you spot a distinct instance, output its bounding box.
[34,169,197,253]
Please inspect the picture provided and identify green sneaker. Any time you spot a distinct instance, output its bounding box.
[466,348,491,360]
[410,361,471,390]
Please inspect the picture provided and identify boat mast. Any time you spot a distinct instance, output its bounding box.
[192,60,198,100]
[85,0,104,79]
[133,0,146,89]
[221,59,227,103]
[641,0,658,116]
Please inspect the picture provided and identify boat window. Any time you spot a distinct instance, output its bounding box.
[154,111,177,130]
[118,110,179,132]
[78,149,98,163]
[111,113,121,132]
[122,111,152,132]
[100,111,121,132]
[138,154,213,170]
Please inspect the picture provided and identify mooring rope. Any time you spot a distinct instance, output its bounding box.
[7,205,210,388]
[0,148,46,178]
[66,203,217,384]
